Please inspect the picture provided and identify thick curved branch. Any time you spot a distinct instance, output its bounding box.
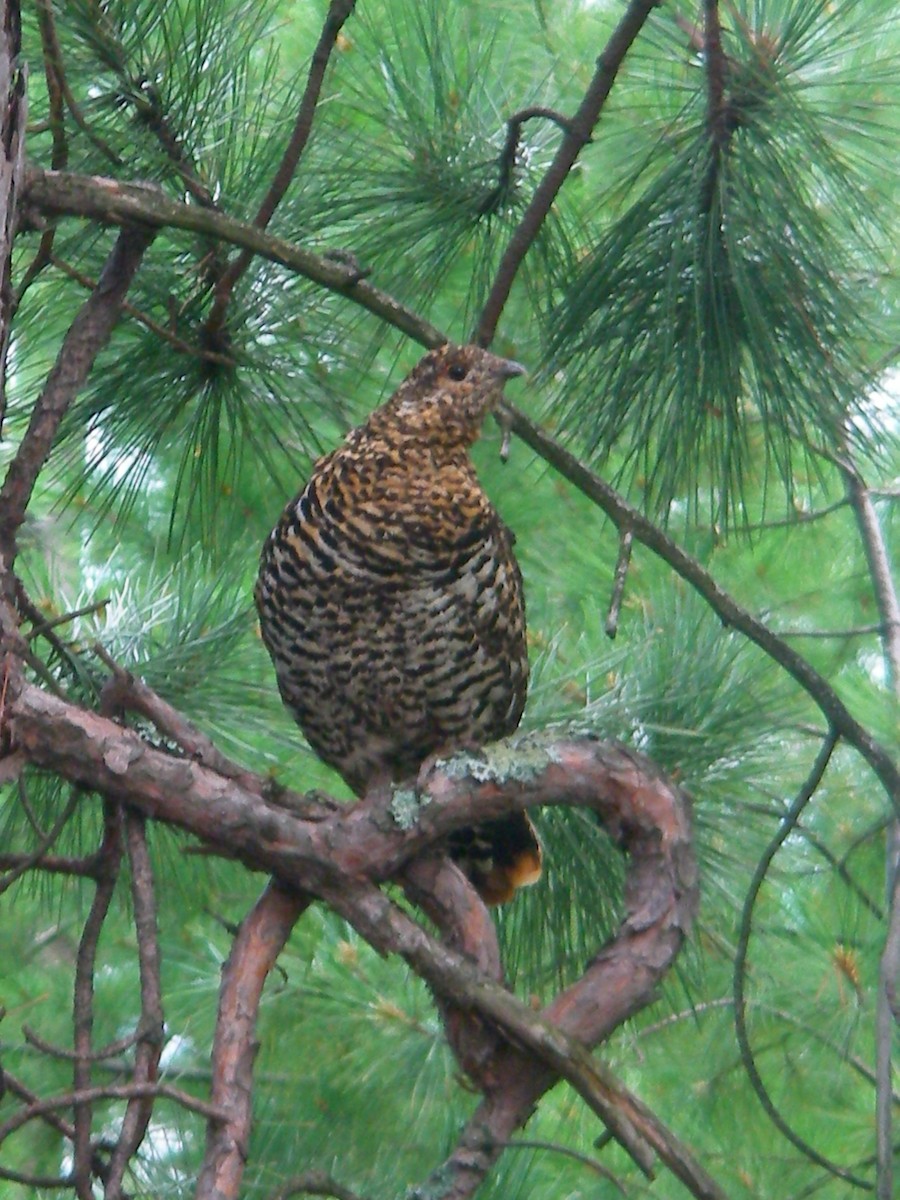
[7,681,717,1195]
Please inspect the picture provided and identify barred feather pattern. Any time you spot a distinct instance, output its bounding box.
[255,343,542,903]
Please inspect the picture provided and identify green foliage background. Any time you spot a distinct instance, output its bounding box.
[0,0,897,1197]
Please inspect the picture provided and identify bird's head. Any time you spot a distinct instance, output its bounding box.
[379,343,526,448]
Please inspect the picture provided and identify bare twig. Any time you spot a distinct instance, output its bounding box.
[197,880,309,1200]
[703,0,730,148]
[32,0,121,168]
[95,643,262,791]
[269,1171,367,1200]
[502,1138,628,1191]
[0,1082,227,1143]
[841,460,900,1200]
[24,597,110,641]
[23,1025,140,1063]
[478,106,576,217]
[13,0,68,304]
[49,253,236,367]
[0,220,156,559]
[778,624,883,640]
[205,0,357,334]
[474,0,660,346]
[0,785,79,893]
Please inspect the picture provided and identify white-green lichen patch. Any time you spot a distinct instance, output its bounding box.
[435,736,562,784]
[389,786,429,829]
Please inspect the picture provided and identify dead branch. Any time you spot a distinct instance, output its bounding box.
[732,730,871,1189]
[0,1082,228,1144]
[269,1171,368,1200]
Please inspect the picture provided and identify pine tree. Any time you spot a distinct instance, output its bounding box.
[0,1,897,1198]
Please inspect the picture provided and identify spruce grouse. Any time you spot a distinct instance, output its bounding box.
[255,342,542,903]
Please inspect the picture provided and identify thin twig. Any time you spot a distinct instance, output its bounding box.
[94,643,261,790]
[497,400,900,804]
[0,785,80,893]
[840,455,900,1200]
[0,1,26,433]
[0,1082,228,1143]
[269,1171,367,1200]
[478,106,576,217]
[14,0,68,304]
[703,0,730,148]
[33,0,121,167]
[24,598,109,642]
[23,1025,141,1063]
[49,253,235,367]
[205,0,357,335]
[501,1138,629,1192]
[777,624,883,640]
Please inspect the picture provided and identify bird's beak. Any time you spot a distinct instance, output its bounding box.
[495,356,527,380]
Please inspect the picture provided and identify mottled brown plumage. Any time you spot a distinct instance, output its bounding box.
[255,343,541,903]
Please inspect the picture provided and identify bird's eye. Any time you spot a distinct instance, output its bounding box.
[448,363,468,382]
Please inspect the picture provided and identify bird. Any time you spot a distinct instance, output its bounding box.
[255,342,542,904]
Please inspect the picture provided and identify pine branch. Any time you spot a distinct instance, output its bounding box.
[23,170,897,817]
[23,167,446,347]
[497,400,900,804]
[0,219,156,560]
[473,0,660,346]
[205,0,358,334]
